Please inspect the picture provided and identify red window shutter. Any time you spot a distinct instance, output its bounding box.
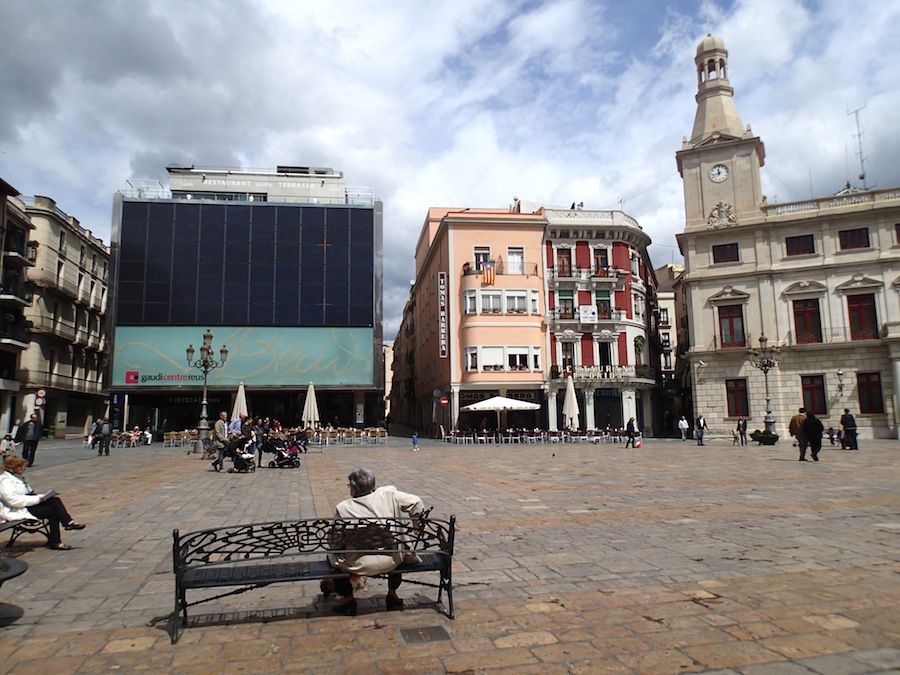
[575,241,590,269]
[577,290,592,306]
[549,333,556,364]
[611,242,630,270]
[548,291,555,310]
[545,241,554,267]
[581,334,594,366]
[618,333,628,365]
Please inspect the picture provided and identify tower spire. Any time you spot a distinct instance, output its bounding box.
[689,34,746,145]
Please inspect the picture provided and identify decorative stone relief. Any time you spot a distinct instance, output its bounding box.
[706,200,737,228]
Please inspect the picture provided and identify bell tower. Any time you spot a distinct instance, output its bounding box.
[676,35,765,232]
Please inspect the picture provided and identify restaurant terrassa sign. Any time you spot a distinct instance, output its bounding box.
[113,326,374,387]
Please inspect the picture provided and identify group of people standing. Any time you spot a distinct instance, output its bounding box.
[209,412,294,471]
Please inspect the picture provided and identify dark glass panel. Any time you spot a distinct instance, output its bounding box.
[275,283,299,304]
[197,262,223,284]
[196,303,222,325]
[348,304,372,326]
[118,282,144,303]
[227,264,250,285]
[121,202,148,243]
[223,304,248,325]
[171,304,197,324]
[273,304,298,325]
[274,263,299,285]
[324,304,348,325]
[119,239,147,262]
[249,264,274,286]
[148,202,175,241]
[198,283,224,307]
[143,303,169,323]
[200,204,226,241]
[299,303,323,325]
[118,261,145,282]
[116,303,143,324]
[144,283,171,303]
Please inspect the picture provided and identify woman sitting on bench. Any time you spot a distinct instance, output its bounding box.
[0,456,86,550]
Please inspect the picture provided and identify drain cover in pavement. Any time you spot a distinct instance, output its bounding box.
[400,626,451,643]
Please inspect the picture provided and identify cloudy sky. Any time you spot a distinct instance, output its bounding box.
[2,0,899,338]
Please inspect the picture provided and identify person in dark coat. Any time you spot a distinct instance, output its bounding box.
[803,411,824,462]
[840,408,858,450]
[15,413,43,467]
[624,417,637,448]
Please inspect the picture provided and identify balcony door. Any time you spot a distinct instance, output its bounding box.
[557,249,572,277]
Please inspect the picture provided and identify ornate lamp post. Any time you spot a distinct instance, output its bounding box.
[747,334,780,435]
[186,329,228,441]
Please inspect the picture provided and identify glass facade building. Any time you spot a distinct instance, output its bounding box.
[109,167,383,431]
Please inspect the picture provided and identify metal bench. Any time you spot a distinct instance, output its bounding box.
[171,513,456,643]
[0,518,51,547]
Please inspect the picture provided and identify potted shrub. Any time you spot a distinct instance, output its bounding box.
[750,429,779,445]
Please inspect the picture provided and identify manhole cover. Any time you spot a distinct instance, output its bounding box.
[400,626,451,643]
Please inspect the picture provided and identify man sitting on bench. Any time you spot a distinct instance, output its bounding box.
[321,467,424,615]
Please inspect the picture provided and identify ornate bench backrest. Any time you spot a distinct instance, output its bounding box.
[174,516,454,570]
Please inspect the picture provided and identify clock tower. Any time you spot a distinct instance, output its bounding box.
[676,34,765,232]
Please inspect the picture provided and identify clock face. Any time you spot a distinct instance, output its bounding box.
[709,164,729,183]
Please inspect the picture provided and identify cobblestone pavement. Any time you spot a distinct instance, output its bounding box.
[1,437,898,673]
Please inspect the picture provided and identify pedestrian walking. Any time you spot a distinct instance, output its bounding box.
[789,407,808,461]
[96,418,112,456]
[803,411,824,462]
[678,416,689,441]
[16,413,43,467]
[411,432,419,452]
[624,417,637,448]
[840,408,858,450]
[736,416,748,446]
[695,414,708,446]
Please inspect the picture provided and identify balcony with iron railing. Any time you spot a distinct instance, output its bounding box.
[0,319,30,347]
[19,369,105,395]
[546,266,627,288]
[708,334,752,350]
[30,266,79,299]
[550,364,656,383]
[0,276,34,306]
[461,261,540,277]
[782,325,881,345]
[29,314,76,341]
[3,233,38,268]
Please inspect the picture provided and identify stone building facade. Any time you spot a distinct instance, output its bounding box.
[676,35,900,439]
[21,196,109,437]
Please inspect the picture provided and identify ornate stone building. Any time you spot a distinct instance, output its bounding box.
[676,35,900,439]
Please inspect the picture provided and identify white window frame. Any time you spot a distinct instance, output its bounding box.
[531,346,541,370]
[530,290,539,314]
[464,291,477,314]
[507,347,529,370]
[465,347,478,371]
[481,346,504,371]
[474,246,491,271]
[482,292,501,313]
[506,246,524,275]
[506,291,527,314]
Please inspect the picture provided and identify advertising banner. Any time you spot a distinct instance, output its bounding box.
[113,326,374,387]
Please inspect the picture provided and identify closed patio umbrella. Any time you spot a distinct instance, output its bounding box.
[231,382,248,420]
[301,383,320,428]
[562,375,580,429]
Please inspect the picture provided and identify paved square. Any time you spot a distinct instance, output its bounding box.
[1,437,898,673]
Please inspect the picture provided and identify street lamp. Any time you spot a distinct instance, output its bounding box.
[747,334,780,435]
[186,329,228,441]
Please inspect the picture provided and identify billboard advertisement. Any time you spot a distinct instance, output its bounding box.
[113,326,374,387]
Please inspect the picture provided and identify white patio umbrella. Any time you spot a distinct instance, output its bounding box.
[461,395,540,430]
[562,375,580,429]
[301,383,320,428]
[231,382,248,420]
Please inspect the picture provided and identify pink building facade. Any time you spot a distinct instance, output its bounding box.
[392,205,658,434]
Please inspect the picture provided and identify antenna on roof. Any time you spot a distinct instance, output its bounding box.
[847,103,868,189]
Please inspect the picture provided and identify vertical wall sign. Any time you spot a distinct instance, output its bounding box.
[438,272,448,358]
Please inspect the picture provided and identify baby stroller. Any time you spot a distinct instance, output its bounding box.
[264,436,300,469]
[225,440,256,473]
